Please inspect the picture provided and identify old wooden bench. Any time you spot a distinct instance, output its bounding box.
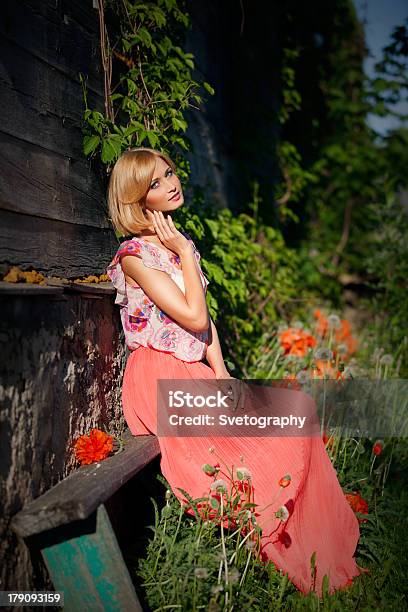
[10,431,160,611]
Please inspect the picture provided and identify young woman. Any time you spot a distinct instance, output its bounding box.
[106,147,365,597]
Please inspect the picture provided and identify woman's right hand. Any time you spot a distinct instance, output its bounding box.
[215,374,249,412]
[146,209,191,256]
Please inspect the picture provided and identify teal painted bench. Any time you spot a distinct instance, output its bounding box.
[11,431,160,611]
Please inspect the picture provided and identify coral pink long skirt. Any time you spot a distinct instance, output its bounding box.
[122,345,364,597]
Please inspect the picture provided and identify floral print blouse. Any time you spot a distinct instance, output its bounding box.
[106,232,210,362]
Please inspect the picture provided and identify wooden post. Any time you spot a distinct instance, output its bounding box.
[41,504,143,611]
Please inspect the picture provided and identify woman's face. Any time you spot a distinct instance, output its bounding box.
[144,156,184,214]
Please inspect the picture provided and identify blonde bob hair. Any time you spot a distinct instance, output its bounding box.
[108,147,177,236]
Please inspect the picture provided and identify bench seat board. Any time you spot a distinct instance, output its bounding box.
[11,433,160,538]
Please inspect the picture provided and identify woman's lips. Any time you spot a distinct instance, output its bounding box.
[169,191,181,201]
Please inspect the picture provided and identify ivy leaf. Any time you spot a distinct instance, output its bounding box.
[83,135,100,156]
[101,135,122,164]
[172,117,188,132]
[137,26,153,48]
[204,262,225,285]
[203,82,215,95]
[127,79,137,96]
[146,131,159,148]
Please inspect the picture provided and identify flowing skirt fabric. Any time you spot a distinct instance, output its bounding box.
[122,345,363,597]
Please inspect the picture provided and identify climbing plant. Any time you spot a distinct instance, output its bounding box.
[80,0,214,180]
[273,48,318,226]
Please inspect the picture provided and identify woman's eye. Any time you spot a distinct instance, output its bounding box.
[150,169,173,190]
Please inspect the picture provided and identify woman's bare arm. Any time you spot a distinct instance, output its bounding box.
[121,245,209,332]
[205,317,230,376]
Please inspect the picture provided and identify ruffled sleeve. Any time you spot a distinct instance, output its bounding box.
[107,238,177,307]
[106,239,144,307]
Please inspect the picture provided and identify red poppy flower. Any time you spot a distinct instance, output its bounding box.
[345,492,369,523]
[373,441,383,456]
[74,428,114,465]
[279,474,291,488]
[280,328,317,357]
[313,310,329,337]
[335,320,358,356]
[235,480,251,493]
[260,550,269,563]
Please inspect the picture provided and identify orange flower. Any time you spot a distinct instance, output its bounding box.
[335,319,352,341]
[74,428,114,465]
[279,474,291,488]
[345,491,369,523]
[335,320,358,356]
[280,328,317,357]
[313,310,329,337]
[313,312,357,357]
[344,335,358,356]
[313,360,345,380]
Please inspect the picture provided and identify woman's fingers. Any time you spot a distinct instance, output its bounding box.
[155,211,173,240]
[167,215,178,233]
[152,211,164,241]
[154,211,171,242]
[222,379,248,412]
[216,378,237,410]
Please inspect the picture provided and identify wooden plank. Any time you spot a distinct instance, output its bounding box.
[0,209,119,278]
[0,82,86,162]
[67,282,115,295]
[24,0,102,37]
[11,433,160,538]
[2,0,103,94]
[0,281,115,296]
[61,0,102,36]
[0,132,109,229]
[0,36,104,125]
[0,281,64,296]
[41,504,143,611]
[0,35,104,161]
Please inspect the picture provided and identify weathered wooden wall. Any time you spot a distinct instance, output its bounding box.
[0,286,127,592]
[0,0,127,594]
[0,0,117,277]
